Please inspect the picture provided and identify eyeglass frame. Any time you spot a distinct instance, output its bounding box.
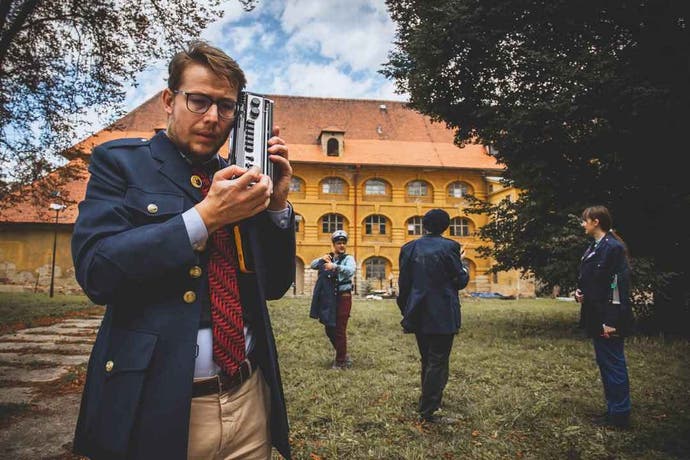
[172,90,238,120]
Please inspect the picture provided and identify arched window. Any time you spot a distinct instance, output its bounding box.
[447,181,470,198]
[407,180,429,197]
[364,257,387,281]
[364,215,387,235]
[289,176,304,192]
[364,179,387,195]
[321,213,344,234]
[406,216,423,236]
[327,138,339,156]
[449,217,470,237]
[321,177,346,194]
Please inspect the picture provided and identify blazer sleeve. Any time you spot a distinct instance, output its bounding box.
[603,244,629,327]
[255,207,296,300]
[396,243,413,313]
[447,241,470,290]
[71,146,197,305]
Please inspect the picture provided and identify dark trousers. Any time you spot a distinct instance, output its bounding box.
[593,336,631,415]
[325,293,352,363]
[415,333,454,418]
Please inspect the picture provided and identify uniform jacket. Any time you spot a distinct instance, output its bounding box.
[71,131,295,459]
[577,232,634,337]
[396,234,470,334]
[309,264,338,327]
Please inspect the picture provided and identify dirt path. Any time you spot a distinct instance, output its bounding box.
[0,316,102,459]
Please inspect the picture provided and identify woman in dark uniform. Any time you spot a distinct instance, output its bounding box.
[575,205,634,428]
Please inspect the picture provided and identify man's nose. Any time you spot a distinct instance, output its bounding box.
[204,103,220,121]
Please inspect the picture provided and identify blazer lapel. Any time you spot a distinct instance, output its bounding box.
[150,131,203,203]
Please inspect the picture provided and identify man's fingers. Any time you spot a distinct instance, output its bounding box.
[214,164,246,180]
[233,166,262,187]
[272,125,280,137]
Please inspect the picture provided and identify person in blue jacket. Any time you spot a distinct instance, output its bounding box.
[310,230,356,369]
[71,41,295,459]
[397,209,469,423]
[575,205,634,429]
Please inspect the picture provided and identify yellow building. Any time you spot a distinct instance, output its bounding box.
[0,95,534,297]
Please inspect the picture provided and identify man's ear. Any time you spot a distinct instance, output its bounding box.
[162,88,174,115]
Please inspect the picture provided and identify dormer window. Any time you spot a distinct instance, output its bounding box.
[327,138,339,156]
[319,127,345,156]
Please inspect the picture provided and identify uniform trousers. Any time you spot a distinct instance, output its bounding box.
[187,368,272,460]
[325,292,352,364]
[593,336,631,416]
[415,333,454,418]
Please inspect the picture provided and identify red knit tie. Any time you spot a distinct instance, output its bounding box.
[193,167,246,376]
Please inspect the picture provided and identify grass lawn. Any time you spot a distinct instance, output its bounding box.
[269,297,690,459]
[0,292,103,334]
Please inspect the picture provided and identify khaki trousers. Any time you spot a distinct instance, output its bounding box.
[188,368,272,460]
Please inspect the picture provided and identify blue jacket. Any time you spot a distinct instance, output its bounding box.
[577,232,633,337]
[309,264,338,327]
[396,234,470,334]
[71,131,295,459]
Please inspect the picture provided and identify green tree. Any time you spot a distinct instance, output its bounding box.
[0,0,259,204]
[382,0,689,333]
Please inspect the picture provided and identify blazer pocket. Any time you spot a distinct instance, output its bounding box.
[123,187,184,225]
[95,328,158,457]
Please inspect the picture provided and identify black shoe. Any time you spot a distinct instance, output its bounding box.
[610,412,631,429]
[420,414,457,425]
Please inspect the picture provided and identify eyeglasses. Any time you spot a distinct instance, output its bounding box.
[173,90,237,120]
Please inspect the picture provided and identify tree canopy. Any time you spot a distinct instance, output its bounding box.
[0,0,249,203]
[383,0,689,332]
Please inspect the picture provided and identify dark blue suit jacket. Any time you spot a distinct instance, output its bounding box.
[396,234,470,334]
[577,232,633,337]
[71,131,295,459]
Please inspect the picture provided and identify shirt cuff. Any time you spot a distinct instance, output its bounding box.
[267,203,292,229]
[182,207,209,251]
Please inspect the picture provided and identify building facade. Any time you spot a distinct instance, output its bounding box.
[0,95,534,297]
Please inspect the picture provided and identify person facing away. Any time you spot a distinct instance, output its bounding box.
[396,208,469,424]
[309,230,356,369]
[71,40,296,459]
[575,205,634,429]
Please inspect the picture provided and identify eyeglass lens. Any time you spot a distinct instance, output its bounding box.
[186,93,236,119]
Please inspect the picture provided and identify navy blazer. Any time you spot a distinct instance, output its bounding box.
[396,234,470,334]
[71,131,295,459]
[577,232,633,337]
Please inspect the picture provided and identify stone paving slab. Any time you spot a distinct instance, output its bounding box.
[0,353,90,367]
[17,325,97,335]
[0,387,35,405]
[61,318,103,325]
[0,366,68,383]
[0,342,92,353]
[0,333,93,343]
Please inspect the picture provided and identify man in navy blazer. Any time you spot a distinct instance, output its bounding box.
[71,41,295,459]
[397,209,469,424]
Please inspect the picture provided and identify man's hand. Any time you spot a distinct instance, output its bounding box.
[601,324,617,338]
[324,262,337,271]
[322,254,333,263]
[194,165,271,234]
[267,126,292,211]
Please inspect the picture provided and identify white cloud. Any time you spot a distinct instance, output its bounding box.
[269,62,376,98]
[121,0,403,111]
[280,0,396,71]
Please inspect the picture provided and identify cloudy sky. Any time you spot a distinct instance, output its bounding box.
[122,0,407,114]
